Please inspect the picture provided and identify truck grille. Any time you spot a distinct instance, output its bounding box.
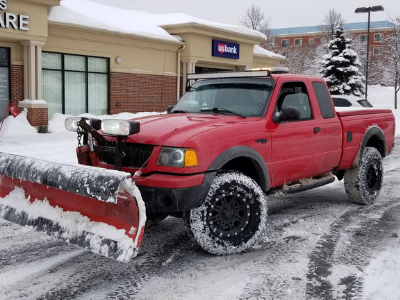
[99,142,154,168]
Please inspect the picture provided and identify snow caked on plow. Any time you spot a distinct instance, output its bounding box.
[0,152,146,263]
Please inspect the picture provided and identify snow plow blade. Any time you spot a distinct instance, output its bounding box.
[0,152,146,263]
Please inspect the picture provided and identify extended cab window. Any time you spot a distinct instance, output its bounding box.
[173,78,273,117]
[312,82,335,119]
[275,82,312,121]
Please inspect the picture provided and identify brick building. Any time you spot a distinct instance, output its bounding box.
[0,0,284,130]
[268,21,395,58]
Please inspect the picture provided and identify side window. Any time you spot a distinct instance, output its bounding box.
[312,82,335,118]
[276,81,312,121]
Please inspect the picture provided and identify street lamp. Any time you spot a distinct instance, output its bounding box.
[355,5,384,99]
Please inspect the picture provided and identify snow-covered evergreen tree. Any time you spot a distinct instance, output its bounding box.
[320,26,365,96]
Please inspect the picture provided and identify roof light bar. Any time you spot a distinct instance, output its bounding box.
[271,67,289,74]
[187,70,271,81]
[246,67,289,73]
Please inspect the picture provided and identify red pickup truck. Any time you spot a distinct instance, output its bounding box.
[70,71,396,255]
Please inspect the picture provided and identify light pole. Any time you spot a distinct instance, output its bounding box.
[355,5,384,99]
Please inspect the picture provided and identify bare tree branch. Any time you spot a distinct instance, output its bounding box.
[240,4,270,34]
[322,9,345,38]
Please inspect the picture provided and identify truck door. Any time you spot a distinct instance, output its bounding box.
[311,81,342,173]
[269,81,324,185]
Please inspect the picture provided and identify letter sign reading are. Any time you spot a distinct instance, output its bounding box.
[0,0,30,31]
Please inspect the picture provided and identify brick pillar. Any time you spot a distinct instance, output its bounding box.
[18,101,48,129]
[11,65,24,110]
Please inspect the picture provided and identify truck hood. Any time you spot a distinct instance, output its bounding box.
[124,113,257,147]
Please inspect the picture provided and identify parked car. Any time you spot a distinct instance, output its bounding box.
[331,95,373,108]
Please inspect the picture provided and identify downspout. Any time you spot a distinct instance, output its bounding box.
[177,44,186,102]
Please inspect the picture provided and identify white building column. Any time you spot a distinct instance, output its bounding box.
[36,44,43,100]
[20,40,45,100]
[181,59,198,94]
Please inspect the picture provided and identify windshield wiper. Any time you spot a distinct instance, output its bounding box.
[201,108,246,118]
[171,109,188,113]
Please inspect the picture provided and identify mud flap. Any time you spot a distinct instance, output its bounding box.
[0,152,146,263]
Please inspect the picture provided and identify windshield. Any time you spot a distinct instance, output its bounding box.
[172,78,273,117]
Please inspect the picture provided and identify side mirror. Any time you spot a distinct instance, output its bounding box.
[167,105,175,114]
[273,106,301,123]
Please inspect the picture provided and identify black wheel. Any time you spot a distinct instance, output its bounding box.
[344,147,383,205]
[187,172,267,255]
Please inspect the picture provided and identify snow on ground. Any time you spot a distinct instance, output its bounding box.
[0,85,399,298]
[363,237,400,300]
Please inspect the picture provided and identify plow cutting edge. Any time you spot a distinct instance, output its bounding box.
[0,152,146,263]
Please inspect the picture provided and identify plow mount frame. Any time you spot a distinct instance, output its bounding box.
[75,117,138,171]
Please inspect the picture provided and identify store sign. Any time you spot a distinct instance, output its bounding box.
[0,0,29,31]
[212,39,239,59]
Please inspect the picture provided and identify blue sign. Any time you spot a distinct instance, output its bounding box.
[212,39,240,59]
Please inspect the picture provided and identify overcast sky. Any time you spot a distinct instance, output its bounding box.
[88,0,399,28]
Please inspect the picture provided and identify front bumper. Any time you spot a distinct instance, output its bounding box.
[135,172,216,213]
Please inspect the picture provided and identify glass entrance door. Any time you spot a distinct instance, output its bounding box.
[0,47,10,122]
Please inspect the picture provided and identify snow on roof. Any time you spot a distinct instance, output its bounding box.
[270,21,395,36]
[49,0,265,43]
[48,0,181,42]
[253,45,285,59]
[152,13,266,40]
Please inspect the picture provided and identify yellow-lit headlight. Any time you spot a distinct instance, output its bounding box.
[184,149,198,167]
[157,147,198,167]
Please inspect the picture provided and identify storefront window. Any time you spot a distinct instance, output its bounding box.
[65,71,86,115]
[42,52,109,117]
[42,70,62,117]
[0,47,10,122]
[88,73,108,115]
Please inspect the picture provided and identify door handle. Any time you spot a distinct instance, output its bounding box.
[314,127,321,134]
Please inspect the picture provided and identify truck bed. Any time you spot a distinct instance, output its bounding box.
[336,107,395,170]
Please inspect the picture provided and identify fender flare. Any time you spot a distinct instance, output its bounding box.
[208,146,270,192]
[352,126,386,168]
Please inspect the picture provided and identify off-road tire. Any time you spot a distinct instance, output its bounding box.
[187,172,267,255]
[344,147,383,205]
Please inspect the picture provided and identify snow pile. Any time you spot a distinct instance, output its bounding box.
[0,109,37,137]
